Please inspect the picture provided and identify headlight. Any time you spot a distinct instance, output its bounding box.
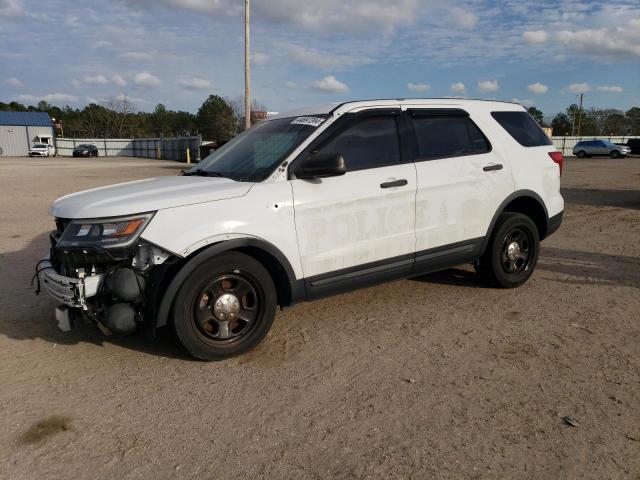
[57,212,155,249]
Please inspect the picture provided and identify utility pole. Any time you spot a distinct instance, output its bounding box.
[244,0,251,131]
[576,93,584,137]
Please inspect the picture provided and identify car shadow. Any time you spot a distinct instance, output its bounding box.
[561,187,640,210]
[410,266,490,288]
[0,231,192,360]
[410,246,640,290]
[537,246,640,289]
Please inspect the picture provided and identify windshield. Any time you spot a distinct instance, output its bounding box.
[77,144,91,148]
[190,115,327,182]
[33,144,47,148]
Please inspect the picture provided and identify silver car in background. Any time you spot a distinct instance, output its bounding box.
[573,140,631,158]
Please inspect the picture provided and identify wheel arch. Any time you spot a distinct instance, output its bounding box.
[154,237,301,329]
[481,190,549,253]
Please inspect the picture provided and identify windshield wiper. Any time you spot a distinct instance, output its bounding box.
[182,169,226,178]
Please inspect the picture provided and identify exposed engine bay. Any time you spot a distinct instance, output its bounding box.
[36,217,174,335]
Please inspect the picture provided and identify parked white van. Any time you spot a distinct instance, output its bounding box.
[37,99,564,360]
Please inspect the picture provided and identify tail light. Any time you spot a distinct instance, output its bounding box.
[548,151,564,176]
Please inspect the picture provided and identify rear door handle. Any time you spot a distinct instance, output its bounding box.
[380,179,408,188]
[483,164,503,172]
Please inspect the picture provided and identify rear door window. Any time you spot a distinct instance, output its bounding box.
[491,111,552,147]
[410,115,491,161]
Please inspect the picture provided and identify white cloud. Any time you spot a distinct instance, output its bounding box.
[284,81,297,89]
[527,82,548,94]
[522,30,549,44]
[17,93,78,104]
[451,7,478,29]
[597,85,623,93]
[450,82,465,93]
[129,0,419,34]
[477,79,499,93]
[311,75,349,94]
[177,77,211,90]
[252,52,269,65]
[72,74,127,87]
[119,51,154,61]
[83,74,109,85]
[112,74,127,87]
[115,93,145,104]
[64,14,79,27]
[555,27,640,59]
[511,98,534,108]
[407,82,430,92]
[6,77,23,88]
[286,44,373,70]
[133,72,161,88]
[0,0,24,18]
[569,83,590,93]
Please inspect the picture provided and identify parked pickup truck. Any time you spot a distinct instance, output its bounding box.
[37,99,564,360]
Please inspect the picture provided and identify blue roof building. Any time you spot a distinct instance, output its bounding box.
[0,111,55,156]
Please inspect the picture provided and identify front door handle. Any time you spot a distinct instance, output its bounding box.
[483,164,503,172]
[380,179,408,188]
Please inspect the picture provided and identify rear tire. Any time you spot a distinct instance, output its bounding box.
[173,252,277,360]
[476,213,540,288]
[576,150,586,158]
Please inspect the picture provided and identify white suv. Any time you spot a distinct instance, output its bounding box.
[37,99,564,360]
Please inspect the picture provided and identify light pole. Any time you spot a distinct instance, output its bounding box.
[244,0,251,131]
[576,93,584,137]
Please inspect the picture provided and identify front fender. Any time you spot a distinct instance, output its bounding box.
[154,237,299,328]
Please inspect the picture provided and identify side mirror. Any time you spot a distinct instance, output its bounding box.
[294,153,346,180]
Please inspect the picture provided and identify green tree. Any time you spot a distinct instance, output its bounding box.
[551,113,571,136]
[150,103,171,135]
[527,107,545,126]
[602,113,629,135]
[626,107,640,135]
[196,95,236,142]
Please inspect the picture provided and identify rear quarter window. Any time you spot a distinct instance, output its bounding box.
[491,111,551,147]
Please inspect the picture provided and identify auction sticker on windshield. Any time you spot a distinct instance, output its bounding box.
[291,117,324,127]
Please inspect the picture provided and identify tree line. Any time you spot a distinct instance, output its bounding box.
[527,105,640,136]
[0,95,266,143]
[2,96,638,139]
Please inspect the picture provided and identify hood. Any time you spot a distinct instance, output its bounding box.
[50,176,253,219]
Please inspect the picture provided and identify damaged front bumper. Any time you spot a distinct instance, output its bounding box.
[37,257,103,310]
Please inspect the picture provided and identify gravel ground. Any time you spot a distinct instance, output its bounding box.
[0,156,639,479]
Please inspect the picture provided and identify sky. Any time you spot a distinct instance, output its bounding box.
[0,0,639,118]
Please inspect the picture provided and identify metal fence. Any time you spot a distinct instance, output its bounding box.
[55,135,202,162]
[552,135,640,156]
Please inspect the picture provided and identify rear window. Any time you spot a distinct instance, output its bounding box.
[491,111,551,147]
[411,116,491,160]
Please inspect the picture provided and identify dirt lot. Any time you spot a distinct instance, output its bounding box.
[1,156,639,479]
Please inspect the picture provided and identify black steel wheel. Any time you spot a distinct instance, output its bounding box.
[173,251,277,360]
[610,150,620,159]
[476,212,540,288]
[193,274,260,343]
[576,150,586,158]
[499,227,534,275]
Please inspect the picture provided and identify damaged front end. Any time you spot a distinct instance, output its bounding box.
[36,214,175,335]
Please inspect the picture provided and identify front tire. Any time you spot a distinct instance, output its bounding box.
[476,213,540,288]
[173,252,277,360]
[610,150,620,159]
